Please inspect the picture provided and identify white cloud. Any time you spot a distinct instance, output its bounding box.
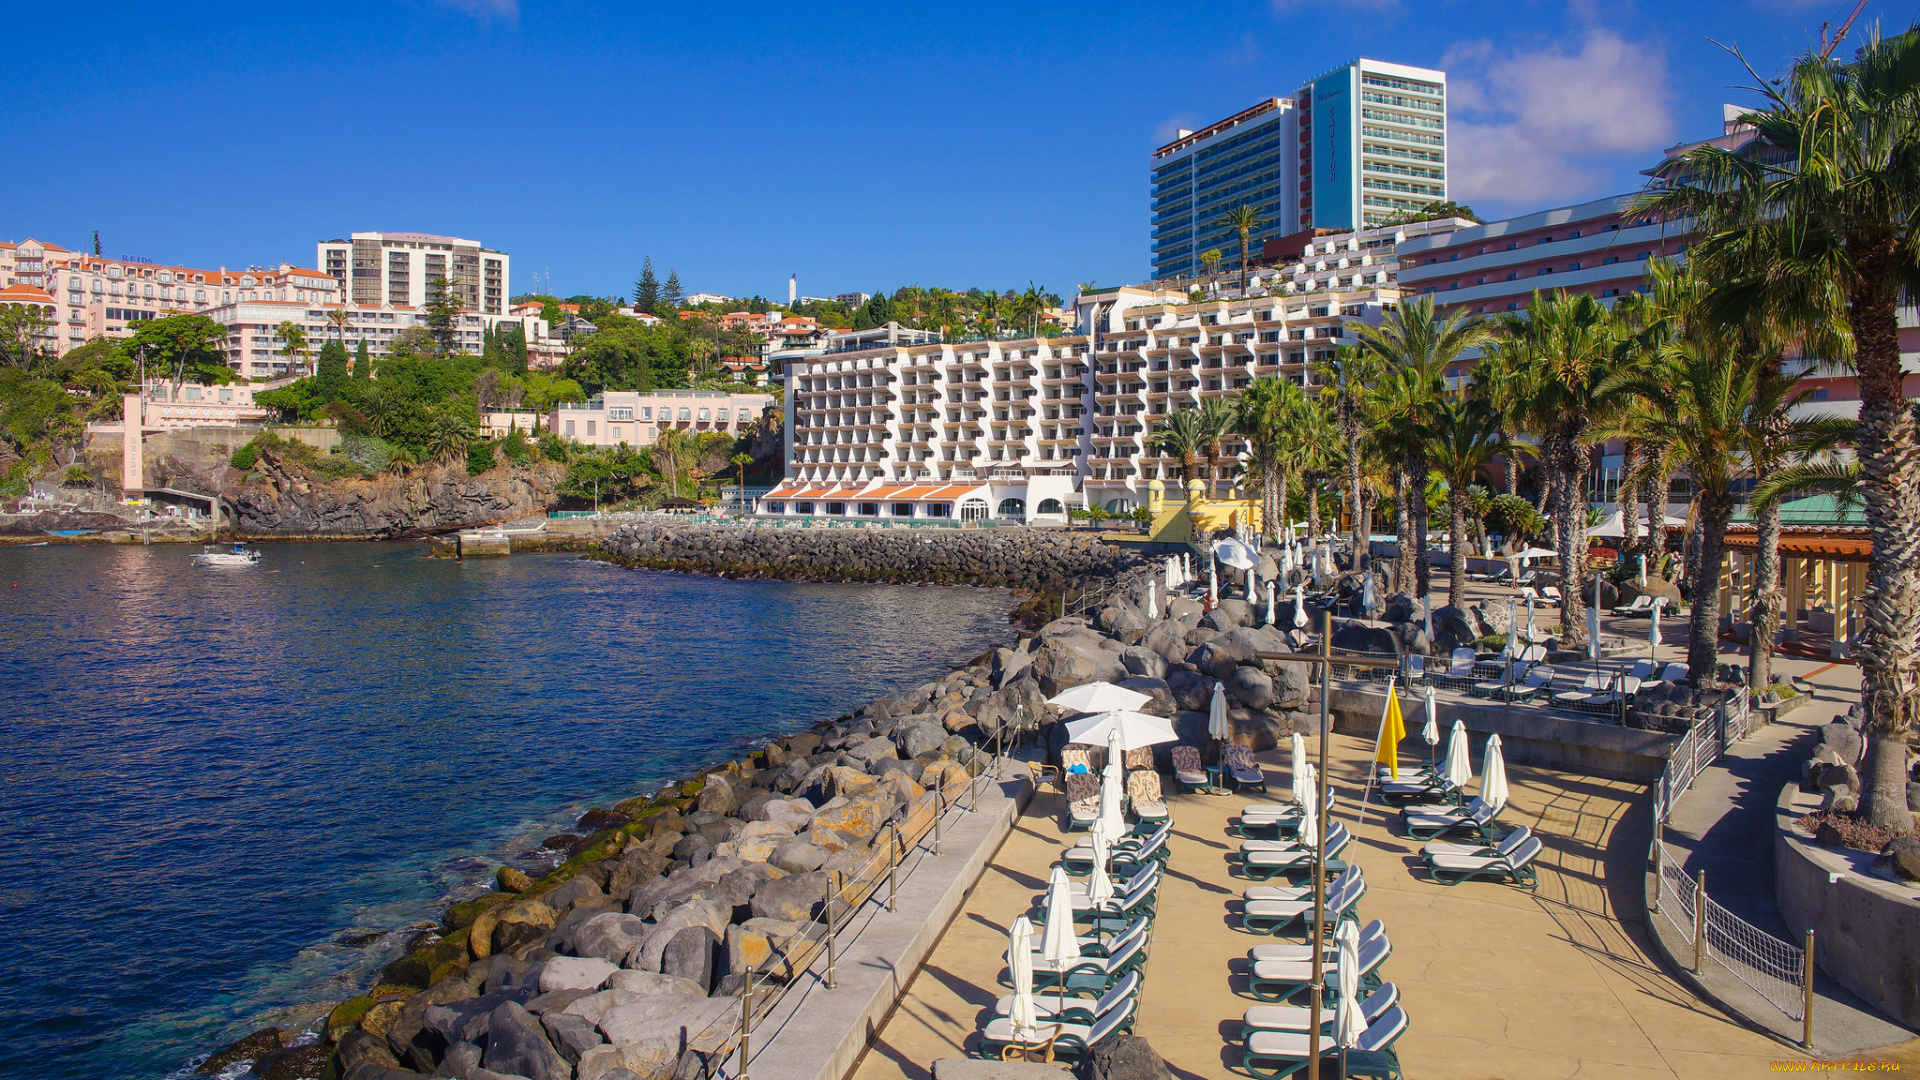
[1154,113,1205,144]
[436,0,518,20]
[1444,30,1676,207]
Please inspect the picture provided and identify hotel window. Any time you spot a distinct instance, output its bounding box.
[893,503,913,517]
[718,408,729,420]
[679,408,691,421]
[610,426,623,442]
[587,421,596,436]
[218,389,233,403]
[765,502,784,514]
[796,502,813,514]
[859,502,880,516]
[609,407,633,421]
[565,421,575,436]
[698,408,711,421]
[640,407,652,420]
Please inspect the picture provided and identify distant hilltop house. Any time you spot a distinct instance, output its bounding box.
[681,292,731,306]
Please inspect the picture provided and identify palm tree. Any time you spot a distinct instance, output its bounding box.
[1314,345,1384,556]
[730,452,753,513]
[1216,204,1266,293]
[1600,336,1849,685]
[1427,397,1507,607]
[277,320,310,376]
[1494,290,1624,652]
[1353,295,1493,599]
[428,410,474,464]
[1147,408,1207,489]
[1236,378,1308,539]
[1467,343,1536,498]
[1199,250,1223,291]
[1637,28,1920,827]
[1196,397,1238,499]
[326,308,351,353]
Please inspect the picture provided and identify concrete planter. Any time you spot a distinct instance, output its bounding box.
[1774,784,1920,1028]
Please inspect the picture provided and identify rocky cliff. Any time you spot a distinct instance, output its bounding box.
[600,523,1143,590]
[229,455,564,539]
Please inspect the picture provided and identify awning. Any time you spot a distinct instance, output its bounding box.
[1723,530,1873,562]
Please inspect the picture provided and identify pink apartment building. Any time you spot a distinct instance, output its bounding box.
[550,389,772,448]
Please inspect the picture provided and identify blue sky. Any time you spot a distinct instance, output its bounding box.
[0,0,1875,303]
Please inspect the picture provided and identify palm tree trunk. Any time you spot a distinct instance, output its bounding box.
[1449,493,1468,609]
[1550,434,1589,651]
[1638,468,1661,567]
[1347,426,1364,558]
[1750,498,1783,693]
[1504,442,1520,498]
[1394,469,1415,597]
[1238,232,1250,293]
[1263,462,1281,541]
[1411,448,1432,600]
[1536,471,1554,517]
[1621,441,1642,559]
[1687,490,1734,687]
[1308,487,1321,541]
[1845,253,1920,833]
[1274,471,1289,544]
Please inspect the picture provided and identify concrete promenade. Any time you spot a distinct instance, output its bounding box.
[851,734,1823,1079]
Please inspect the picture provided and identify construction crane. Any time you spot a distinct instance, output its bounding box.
[1819,0,1871,60]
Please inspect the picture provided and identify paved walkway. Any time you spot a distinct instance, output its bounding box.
[850,734,1812,1079]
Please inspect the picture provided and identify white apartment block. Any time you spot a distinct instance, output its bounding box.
[757,281,1392,523]
[317,232,508,316]
[205,301,492,379]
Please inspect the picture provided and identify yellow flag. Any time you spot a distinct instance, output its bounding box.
[1375,685,1407,779]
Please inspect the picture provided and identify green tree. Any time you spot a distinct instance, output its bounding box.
[1215,203,1266,292]
[853,291,895,331]
[634,257,660,314]
[1199,249,1222,287]
[313,341,349,403]
[353,339,371,381]
[1426,396,1507,607]
[662,270,683,309]
[124,315,231,386]
[424,277,463,357]
[1353,294,1492,599]
[1493,290,1626,651]
[0,304,55,374]
[276,321,310,376]
[1314,344,1386,554]
[1236,378,1309,539]
[1196,396,1238,499]
[730,451,753,509]
[1637,27,1920,827]
[1147,408,1206,486]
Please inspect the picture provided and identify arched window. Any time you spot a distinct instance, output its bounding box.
[1103,498,1137,514]
[959,498,989,523]
[1037,498,1064,514]
[998,498,1026,518]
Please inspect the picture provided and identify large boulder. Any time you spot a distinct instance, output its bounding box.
[768,839,829,874]
[749,871,828,922]
[1329,621,1397,655]
[627,899,731,973]
[661,926,719,992]
[1821,723,1865,767]
[596,994,737,1053]
[696,774,742,818]
[1115,676,1175,716]
[1224,666,1274,710]
[1467,601,1510,639]
[493,899,559,956]
[484,1001,571,1080]
[1165,669,1218,713]
[1119,645,1168,680]
[1263,661,1312,710]
[1031,638,1129,696]
[972,680,1046,740]
[726,917,815,980]
[574,913,652,965]
[1077,1034,1173,1080]
[605,848,673,900]
[896,721,948,760]
[541,1011,605,1067]
[607,970,708,998]
[540,956,619,993]
[1141,621,1189,664]
[806,792,895,848]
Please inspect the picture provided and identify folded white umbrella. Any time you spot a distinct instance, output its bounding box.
[1146,578,1157,620]
[1049,681,1152,714]
[1296,774,1318,848]
[1266,579,1278,625]
[1650,601,1663,648]
[1335,918,1364,1054]
[1482,733,1510,809]
[1442,720,1472,791]
[1525,598,1538,641]
[1421,690,1439,750]
[1289,732,1308,802]
[1087,828,1114,908]
[1209,682,1230,743]
[1362,575,1376,615]
[1008,915,1039,1039]
[1209,557,1219,603]
[1293,583,1309,629]
[1096,731,1127,845]
[1293,761,1317,814]
[1065,709,1178,751]
[1040,868,1078,968]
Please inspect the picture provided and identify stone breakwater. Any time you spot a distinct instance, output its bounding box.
[598,523,1143,590]
[190,554,1335,1080]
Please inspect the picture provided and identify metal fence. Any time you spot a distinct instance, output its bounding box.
[1649,692,1817,1048]
[682,761,1011,1079]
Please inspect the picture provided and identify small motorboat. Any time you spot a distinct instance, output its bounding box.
[191,543,262,567]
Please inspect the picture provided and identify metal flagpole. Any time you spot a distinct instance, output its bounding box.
[1306,610,1332,1080]
[1358,674,1395,830]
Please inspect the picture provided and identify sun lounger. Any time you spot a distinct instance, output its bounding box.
[1224,745,1267,791]
[1241,1005,1408,1079]
[1421,826,1532,860]
[1126,769,1170,823]
[992,969,1140,1023]
[1500,665,1556,703]
[978,992,1138,1063]
[1170,744,1208,793]
[1065,772,1099,831]
[1235,797,1341,840]
[1123,746,1154,771]
[1241,875,1365,934]
[1552,672,1609,710]
[1399,654,1426,686]
[1540,585,1563,603]
[1045,926,1150,994]
[1247,934,1392,1002]
[1241,824,1352,881]
[1610,595,1652,617]
[1005,918,1147,968]
[1248,919,1385,963]
[1245,866,1362,904]
[1243,979,1396,1033]
[1424,835,1543,889]
[1403,796,1501,841]
[1380,773,1460,805]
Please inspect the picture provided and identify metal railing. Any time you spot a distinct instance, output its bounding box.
[685,762,1008,1079]
[1648,692,1816,1048]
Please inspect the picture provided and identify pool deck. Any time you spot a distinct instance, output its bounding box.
[848,729,1919,1079]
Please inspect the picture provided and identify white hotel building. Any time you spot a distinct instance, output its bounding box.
[757,277,1394,524]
